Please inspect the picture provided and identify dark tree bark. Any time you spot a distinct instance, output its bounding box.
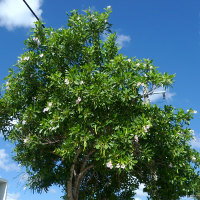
[66,148,95,200]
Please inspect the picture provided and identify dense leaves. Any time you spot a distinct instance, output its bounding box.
[0,7,200,200]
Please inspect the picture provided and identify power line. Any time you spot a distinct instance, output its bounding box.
[22,0,45,28]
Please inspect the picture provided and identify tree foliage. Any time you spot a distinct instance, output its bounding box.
[1,7,200,200]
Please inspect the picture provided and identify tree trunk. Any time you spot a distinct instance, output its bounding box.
[66,148,95,200]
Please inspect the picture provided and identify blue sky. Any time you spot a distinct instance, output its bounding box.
[0,0,200,199]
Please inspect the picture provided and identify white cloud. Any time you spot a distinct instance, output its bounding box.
[49,188,57,194]
[0,0,43,30]
[191,141,200,149]
[134,183,148,199]
[0,149,19,171]
[116,34,131,47]
[149,88,175,103]
[19,173,29,183]
[191,133,200,149]
[7,193,20,200]
[165,91,176,101]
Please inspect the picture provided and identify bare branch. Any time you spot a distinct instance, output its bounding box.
[80,149,96,172]
[74,164,94,199]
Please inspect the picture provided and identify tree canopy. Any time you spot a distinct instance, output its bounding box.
[1,7,200,200]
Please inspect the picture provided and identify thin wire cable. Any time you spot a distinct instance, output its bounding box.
[22,0,45,28]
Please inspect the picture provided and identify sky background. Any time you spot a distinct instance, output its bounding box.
[0,0,200,199]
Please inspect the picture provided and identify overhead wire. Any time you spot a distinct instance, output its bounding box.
[22,0,45,28]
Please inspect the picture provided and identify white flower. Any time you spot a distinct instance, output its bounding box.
[18,57,22,63]
[134,135,139,142]
[127,59,131,62]
[77,17,80,20]
[106,161,112,167]
[150,65,153,69]
[107,5,111,9]
[143,126,148,133]
[186,109,197,113]
[192,156,196,163]
[65,79,69,85]
[169,163,173,168]
[142,124,150,133]
[154,175,158,181]
[43,107,49,112]
[116,163,120,168]
[190,130,195,135]
[93,18,97,21]
[48,102,53,107]
[104,19,107,23]
[23,56,29,61]
[24,138,28,143]
[76,97,82,104]
[137,82,142,87]
[106,161,113,169]
[120,164,125,169]
[22,120,26,125]
[146,125,150,129]
[40,54,44,58]
[136,63,140,67]
[50,127,56,131]
[33,37,41,46]
[80,81,84,85]
[144,64,146,67]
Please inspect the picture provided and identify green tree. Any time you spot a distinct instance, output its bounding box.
[1,7,200,200]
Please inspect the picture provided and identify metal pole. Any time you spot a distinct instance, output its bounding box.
[143,85,150,104]
[22,0,45,28]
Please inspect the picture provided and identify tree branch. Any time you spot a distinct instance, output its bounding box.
[67,147,81,200]
[73,149,96,199]
[80,149,96,172]
[74,164,94,200]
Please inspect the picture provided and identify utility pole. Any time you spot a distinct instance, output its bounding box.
[143,85,150,104]
[143,85,166,104]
